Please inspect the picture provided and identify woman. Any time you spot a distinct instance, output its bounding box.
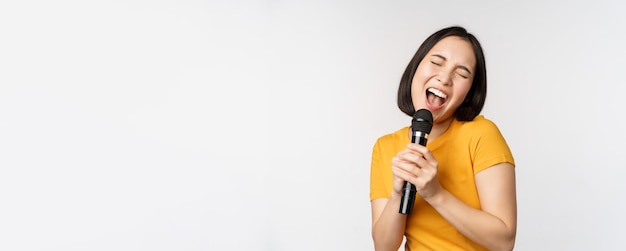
[370,26,517,251]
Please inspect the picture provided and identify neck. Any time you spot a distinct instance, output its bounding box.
[428,116,454,142]
[407,116,454,143]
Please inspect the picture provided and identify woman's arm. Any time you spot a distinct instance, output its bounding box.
[371,196,405,251]
[370,139,410,251]
[395,143,517,251]
[426,163,517,251]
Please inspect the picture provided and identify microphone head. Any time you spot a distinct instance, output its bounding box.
[412,109,433,134]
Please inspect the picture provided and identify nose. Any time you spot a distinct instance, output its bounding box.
[436,71,452,86]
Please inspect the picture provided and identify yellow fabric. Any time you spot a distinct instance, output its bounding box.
[369,115,515,251]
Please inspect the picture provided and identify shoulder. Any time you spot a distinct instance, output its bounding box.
[371,127,410,168]
[372,127,409,155]
[375,126,409,145]
[456,115,501,133]
[450,115,509,146]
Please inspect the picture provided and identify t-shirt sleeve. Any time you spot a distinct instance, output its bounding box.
[369,138,390,201]
[471,119,516,174]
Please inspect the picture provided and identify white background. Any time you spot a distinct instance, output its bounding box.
[1,1,625,250]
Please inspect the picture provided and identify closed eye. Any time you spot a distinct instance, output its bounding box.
[431,61,442,66]
[431,54,473,77]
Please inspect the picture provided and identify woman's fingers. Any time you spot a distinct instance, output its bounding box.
[393,157,419,176]
[403,144,439,172]
[406,143,435,160]
[392,158,424,184]
[396,149,424,166]
[393,144,441,199]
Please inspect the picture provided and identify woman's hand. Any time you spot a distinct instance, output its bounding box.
[391,143,443,200]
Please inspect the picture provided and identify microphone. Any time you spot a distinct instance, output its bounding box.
[399,109,433,215]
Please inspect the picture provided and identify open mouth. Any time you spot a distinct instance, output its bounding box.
[426,87,447,107]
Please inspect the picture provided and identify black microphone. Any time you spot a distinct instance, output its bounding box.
[399,109,433,215]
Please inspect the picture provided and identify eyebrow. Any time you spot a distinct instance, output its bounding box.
[431,54,472,75]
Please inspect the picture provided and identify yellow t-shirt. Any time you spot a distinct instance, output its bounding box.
[370,115,515,250]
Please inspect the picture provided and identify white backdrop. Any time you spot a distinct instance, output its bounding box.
[1,1,625,250]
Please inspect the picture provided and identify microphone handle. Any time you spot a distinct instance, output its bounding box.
[399,181,416,215]
[399,133,428,215]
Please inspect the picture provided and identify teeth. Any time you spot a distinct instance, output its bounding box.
[428,87,447,99]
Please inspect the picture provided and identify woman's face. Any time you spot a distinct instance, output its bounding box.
[411,36,476,124]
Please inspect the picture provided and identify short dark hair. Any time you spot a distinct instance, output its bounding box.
[397,26,487,121]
